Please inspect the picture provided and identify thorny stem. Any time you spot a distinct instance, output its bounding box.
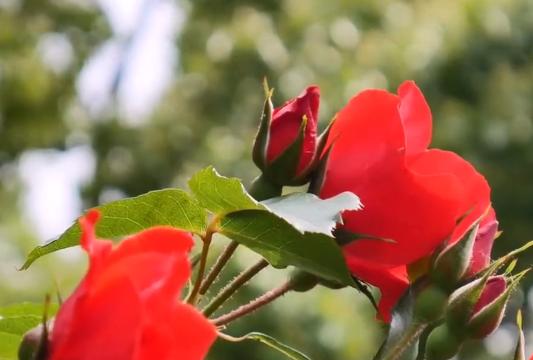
[381,322,428,360]
[212,279,295,327]
[187,229,214,305]
[197,174,282,299]
[199,241,239,296]
[203,259,269,317]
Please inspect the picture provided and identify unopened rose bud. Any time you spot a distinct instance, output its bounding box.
[253,85,320,186]
[425,323,461,360]
[446,275,509,339]
[431,223,479,289]
[466,276,509,339]
[414,285,448,322]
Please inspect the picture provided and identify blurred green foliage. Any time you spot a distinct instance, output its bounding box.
[0,0,532,359]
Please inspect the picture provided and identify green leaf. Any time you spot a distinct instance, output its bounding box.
[22,189,207,269]
[0,332,20,360]
[0,317,41,336]
[262,192,361,236]
[193,168,358,286]
[0,303,58,337]
[0,303,58,319]
[221,332,311,360]
[219,209,354,286]
[188,166,263,214]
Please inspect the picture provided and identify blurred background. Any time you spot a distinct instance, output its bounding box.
[0,0,532,359]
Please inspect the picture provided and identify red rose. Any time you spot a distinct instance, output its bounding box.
[266,85,320,175]
[49,210,217,360]
[319,81,491,321]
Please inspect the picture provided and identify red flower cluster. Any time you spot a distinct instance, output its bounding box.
[49,210,216,360]
[317,81,495,321]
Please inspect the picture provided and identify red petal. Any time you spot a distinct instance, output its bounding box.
[79,209,113,272]
[467,208,498,276]
[112,227,194,259]
[408,149,491,246]
[344,255,408,322]
[322,89,404,179]
[50,277,142,360]
[138,303,217,360]
[398,81,432,155]
[326,150,463,266]
[51,213,215,359]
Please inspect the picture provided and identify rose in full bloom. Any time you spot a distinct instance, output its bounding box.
[49,210,217,360]
[254,86,320,185]
[318,81,492,321]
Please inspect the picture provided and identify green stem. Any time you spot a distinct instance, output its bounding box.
[199,241,239,295]
[187,230,213,304]
[382,322,428,360]
[416,323,438,360]
[212,279,294,327]
[203,259,269,317]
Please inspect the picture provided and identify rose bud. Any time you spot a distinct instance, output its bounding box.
[253,85,320,187]
[446,275,514,339]
[425,323,461,360]
[426,276,511,359]
[466,276,510,339]
[431,207,499,289]
[48,210,217,360]
[317,81,491,322]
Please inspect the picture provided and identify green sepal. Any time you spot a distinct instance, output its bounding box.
[315,115,336,157]
[289,270,319,292]
[248,174,283,201]
[430,223,479,290]
[333,228,395,247]
[264,116,307,186]
[308,144,332,195]
[253,79,274,170]
[513,311,526,360]
[478,240,533,277]
[292,115,336,186]
[445,271,492,335]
